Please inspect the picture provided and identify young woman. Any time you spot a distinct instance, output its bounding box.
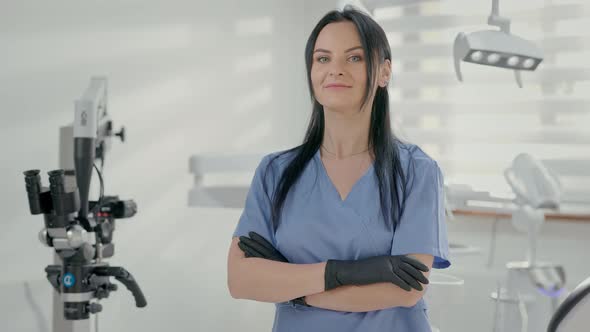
[227,6,450,332]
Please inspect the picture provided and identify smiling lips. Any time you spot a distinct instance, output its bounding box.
[324,83,352,89]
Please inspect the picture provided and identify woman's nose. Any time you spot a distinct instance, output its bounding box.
[329,71,344,77]
[328,60,346,77]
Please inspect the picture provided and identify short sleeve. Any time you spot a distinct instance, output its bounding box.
[232,154,277,246]
[390,159,451,269]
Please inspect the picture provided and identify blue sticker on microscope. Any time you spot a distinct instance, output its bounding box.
[63,273,76,288]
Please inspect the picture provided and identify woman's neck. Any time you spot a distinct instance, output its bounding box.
[321,106,372,159]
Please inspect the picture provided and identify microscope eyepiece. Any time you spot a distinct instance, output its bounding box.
[24,170,42,192]
[47,169,80,216]
[48,170,66,192]
[48,169,67,215]
[24,169,41,177]
[23,169,44,214]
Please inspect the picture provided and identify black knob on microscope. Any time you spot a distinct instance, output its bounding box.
[115,127,125,143]
[87,302,103,314]
[96,288,108,299]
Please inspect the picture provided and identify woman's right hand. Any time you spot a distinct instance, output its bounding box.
[324,255,430,292]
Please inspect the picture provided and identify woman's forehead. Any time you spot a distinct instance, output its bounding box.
[315,21,362,53]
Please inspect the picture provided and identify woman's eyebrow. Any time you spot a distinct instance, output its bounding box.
[313,46,363,54]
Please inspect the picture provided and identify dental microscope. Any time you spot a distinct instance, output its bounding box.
[22,77,147,332]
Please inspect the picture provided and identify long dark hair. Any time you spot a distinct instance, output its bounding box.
[263,6,408,233]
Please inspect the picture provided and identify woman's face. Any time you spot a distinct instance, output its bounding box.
[311,21,369,113]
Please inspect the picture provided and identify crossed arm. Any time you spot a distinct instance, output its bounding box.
[227,237,433,312]
[305,253,432,312]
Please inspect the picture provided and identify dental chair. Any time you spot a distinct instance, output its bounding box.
[492,153,567,332]
[503,153,562,266]
[547,276,590,332]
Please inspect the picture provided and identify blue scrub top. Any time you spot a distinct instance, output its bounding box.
[233,142,450,332]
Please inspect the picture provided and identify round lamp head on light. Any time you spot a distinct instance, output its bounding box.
[487,53,501,64]
[522,58,535,69]
[507,56,520,67]
[470,51,483,62]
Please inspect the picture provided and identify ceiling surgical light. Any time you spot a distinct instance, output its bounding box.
[453,0,544,87]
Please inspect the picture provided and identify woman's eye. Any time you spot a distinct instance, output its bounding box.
[317,56,329,63]
[349,55,362,62]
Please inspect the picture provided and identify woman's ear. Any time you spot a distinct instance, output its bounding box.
[379,59,392,87]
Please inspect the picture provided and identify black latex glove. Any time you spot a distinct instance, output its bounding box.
[325,255,430,292]
[238,232,310,307]
[238,232,288,262]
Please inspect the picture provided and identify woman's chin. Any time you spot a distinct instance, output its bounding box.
[320,100,358,113]
[323,106,360,114]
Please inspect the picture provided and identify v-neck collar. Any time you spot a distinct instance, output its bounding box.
[314,148,375,204]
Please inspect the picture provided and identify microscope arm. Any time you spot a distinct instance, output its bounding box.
[93,266,147,308]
